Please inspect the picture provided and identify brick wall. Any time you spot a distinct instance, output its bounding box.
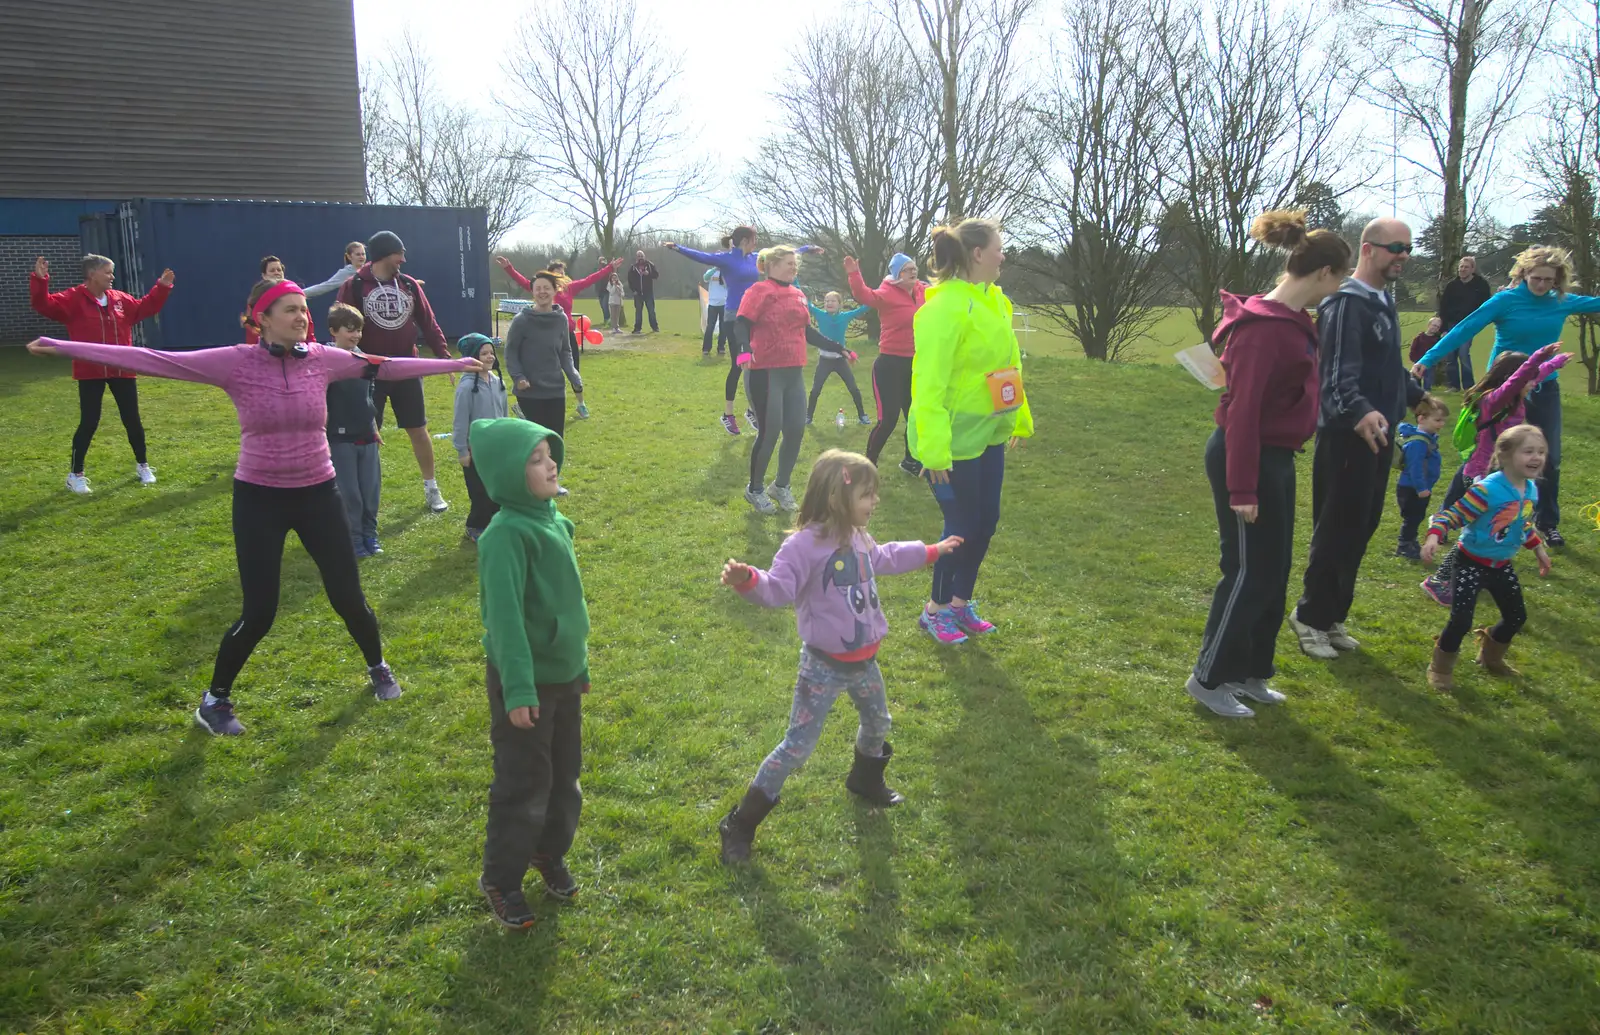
[1,236,82,343]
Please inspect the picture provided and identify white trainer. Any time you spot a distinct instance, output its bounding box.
[65,473,92,495]
[136,463,157,485]
[1235,677,1287,704]
[768,485,799,512]
[1327,622,1360,651]
[1185,675,1255,718]
[744,488,777,515]
[1288,610,1339,660]
[425,484,449,512]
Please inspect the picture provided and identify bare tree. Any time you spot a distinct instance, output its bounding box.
[362,32,533,248]
[1347,0,1551,301]
[1525,0,1600,393]
[740,19,945,299]
[881,0,1039,225]
[1151,0,1357,345]
[499,0,708,259]
[1026,1,1170,361]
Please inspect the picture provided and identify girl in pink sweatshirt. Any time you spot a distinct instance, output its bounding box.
[26,279,485,737]
[714,449,962,864]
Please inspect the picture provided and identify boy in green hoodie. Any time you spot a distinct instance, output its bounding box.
[469,416,592,929]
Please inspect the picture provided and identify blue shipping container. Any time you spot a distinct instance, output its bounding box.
[102,199,490,349]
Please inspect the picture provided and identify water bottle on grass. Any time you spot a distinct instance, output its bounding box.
[836,408,846,429]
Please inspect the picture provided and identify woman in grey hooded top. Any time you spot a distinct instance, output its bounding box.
[504,270,585,436]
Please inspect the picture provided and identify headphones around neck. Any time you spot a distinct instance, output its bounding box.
[263,341,310,359]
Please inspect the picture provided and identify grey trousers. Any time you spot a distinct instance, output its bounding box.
[482,662,584,891]
[749,366,807,492]
[328,440,380,546]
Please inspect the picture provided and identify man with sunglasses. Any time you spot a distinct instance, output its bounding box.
[1289,219,1426,661]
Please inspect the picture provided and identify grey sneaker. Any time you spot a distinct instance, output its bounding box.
[744,488,777,514]
[425,484,449,512]
[1288,610,1339,660]
[769,485,799,512]
[194,694,245,736]
[1185,675,1255,718]
[368,662,403,701]
[1235,677,1287,704]
[1326,622,1360,651]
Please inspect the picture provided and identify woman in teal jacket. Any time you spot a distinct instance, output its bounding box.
[1412,246,1599,543]
[908,219,1033,646]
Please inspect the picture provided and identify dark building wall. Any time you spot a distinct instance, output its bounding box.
[0,0,364,202]
[0,237,83,342]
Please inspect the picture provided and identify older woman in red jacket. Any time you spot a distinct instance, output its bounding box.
[30,254,174,494]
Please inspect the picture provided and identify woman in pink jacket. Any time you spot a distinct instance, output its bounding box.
[845,252,928,475]
[26,279,487,737]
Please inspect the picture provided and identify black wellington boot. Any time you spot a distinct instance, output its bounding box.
[844,741,905,806]
[718,785,778,864]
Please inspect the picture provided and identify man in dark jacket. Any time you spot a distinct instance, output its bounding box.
[628,250,660,334]
[1289,217,1426,660]
[336,230,455,513]
[1436,254,1492,389]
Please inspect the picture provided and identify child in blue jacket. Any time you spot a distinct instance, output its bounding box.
[1394,395,1447,560]
[806,291,870,425]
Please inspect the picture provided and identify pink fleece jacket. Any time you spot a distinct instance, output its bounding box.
[43,338,474,488]
[846,268,926,358]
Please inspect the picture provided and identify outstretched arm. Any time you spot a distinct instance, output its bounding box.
[566,262,618,293]
[29,338,239,385]
[494,256,533,291]
[1416,292,1505,371]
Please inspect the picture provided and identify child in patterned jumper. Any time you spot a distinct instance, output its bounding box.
[715,449,963,864]
[1422,424,1553,690]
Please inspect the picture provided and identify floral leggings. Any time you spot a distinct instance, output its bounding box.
[752,647,892,798]
[1439,554,1526,653]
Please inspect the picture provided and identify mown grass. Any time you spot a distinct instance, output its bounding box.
[1,330,1598,1034]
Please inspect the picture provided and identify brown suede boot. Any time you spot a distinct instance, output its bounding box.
[1474,628,1521,677]
[1427,639,1458,691]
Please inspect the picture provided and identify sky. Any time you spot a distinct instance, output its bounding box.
[352,0,1545,250]
[353,0,851,246]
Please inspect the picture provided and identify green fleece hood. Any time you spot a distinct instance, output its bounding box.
[469,417,563,513]
[469,417,589,710]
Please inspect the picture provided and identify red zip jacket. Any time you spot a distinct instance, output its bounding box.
[1212,291,1320,506]
[846,267,926,358]
[738,279,812,369]
[335,264,450,358]
[29,275,172,380]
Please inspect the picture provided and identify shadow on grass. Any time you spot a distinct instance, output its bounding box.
[0,351,66,397]
[114,471,230,524]
[1217,669,1600,1033]
[373,539,479,619]
[930,648,1145,1030]
[436,898,564,1033]
[695,437,755,507]
[0,696,374,1029]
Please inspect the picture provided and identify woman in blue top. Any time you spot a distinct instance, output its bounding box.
[1412,246,1599,544]
[665,228,823,435]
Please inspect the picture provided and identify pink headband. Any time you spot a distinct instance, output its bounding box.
[251,280,305,322]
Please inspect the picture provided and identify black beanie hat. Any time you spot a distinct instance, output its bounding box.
[367,230,405,264]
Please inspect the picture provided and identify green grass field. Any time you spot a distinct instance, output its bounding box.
[2,324,1599,1033]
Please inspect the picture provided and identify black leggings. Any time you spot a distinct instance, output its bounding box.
[1439,553,1526,653]
[865,354,913,464]
[725,346,746,404]
[72,378,147,473]
[518,396,566,438]
[211,478,383,694]
[808,356,866,418]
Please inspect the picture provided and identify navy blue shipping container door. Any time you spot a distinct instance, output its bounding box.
[121,199,489,349]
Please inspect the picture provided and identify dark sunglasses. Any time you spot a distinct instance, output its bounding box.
[1367,240,1413,255]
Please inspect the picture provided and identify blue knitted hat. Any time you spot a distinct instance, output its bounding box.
[887,253,914,279]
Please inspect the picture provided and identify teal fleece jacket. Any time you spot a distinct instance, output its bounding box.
[1416,282,1600,383]
[470,417,591,710]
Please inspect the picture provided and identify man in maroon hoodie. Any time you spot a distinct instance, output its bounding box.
[1187,213,1353,719]
[336,230,454,512]
[30,254,175,495]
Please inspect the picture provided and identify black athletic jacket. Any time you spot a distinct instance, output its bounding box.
[1316,279,1424,431]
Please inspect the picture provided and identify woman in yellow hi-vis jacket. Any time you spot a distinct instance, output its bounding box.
[908,218,1034,645]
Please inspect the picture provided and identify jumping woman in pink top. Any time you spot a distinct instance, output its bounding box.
[27,279,487,737]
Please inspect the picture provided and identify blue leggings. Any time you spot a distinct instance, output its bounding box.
[928,443,1006,604]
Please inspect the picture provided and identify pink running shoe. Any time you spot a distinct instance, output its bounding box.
[919,607,969,645]
[720,413,740,436]
[951,601,996,636]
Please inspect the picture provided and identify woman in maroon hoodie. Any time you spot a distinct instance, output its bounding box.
[1188,211,1352,718]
